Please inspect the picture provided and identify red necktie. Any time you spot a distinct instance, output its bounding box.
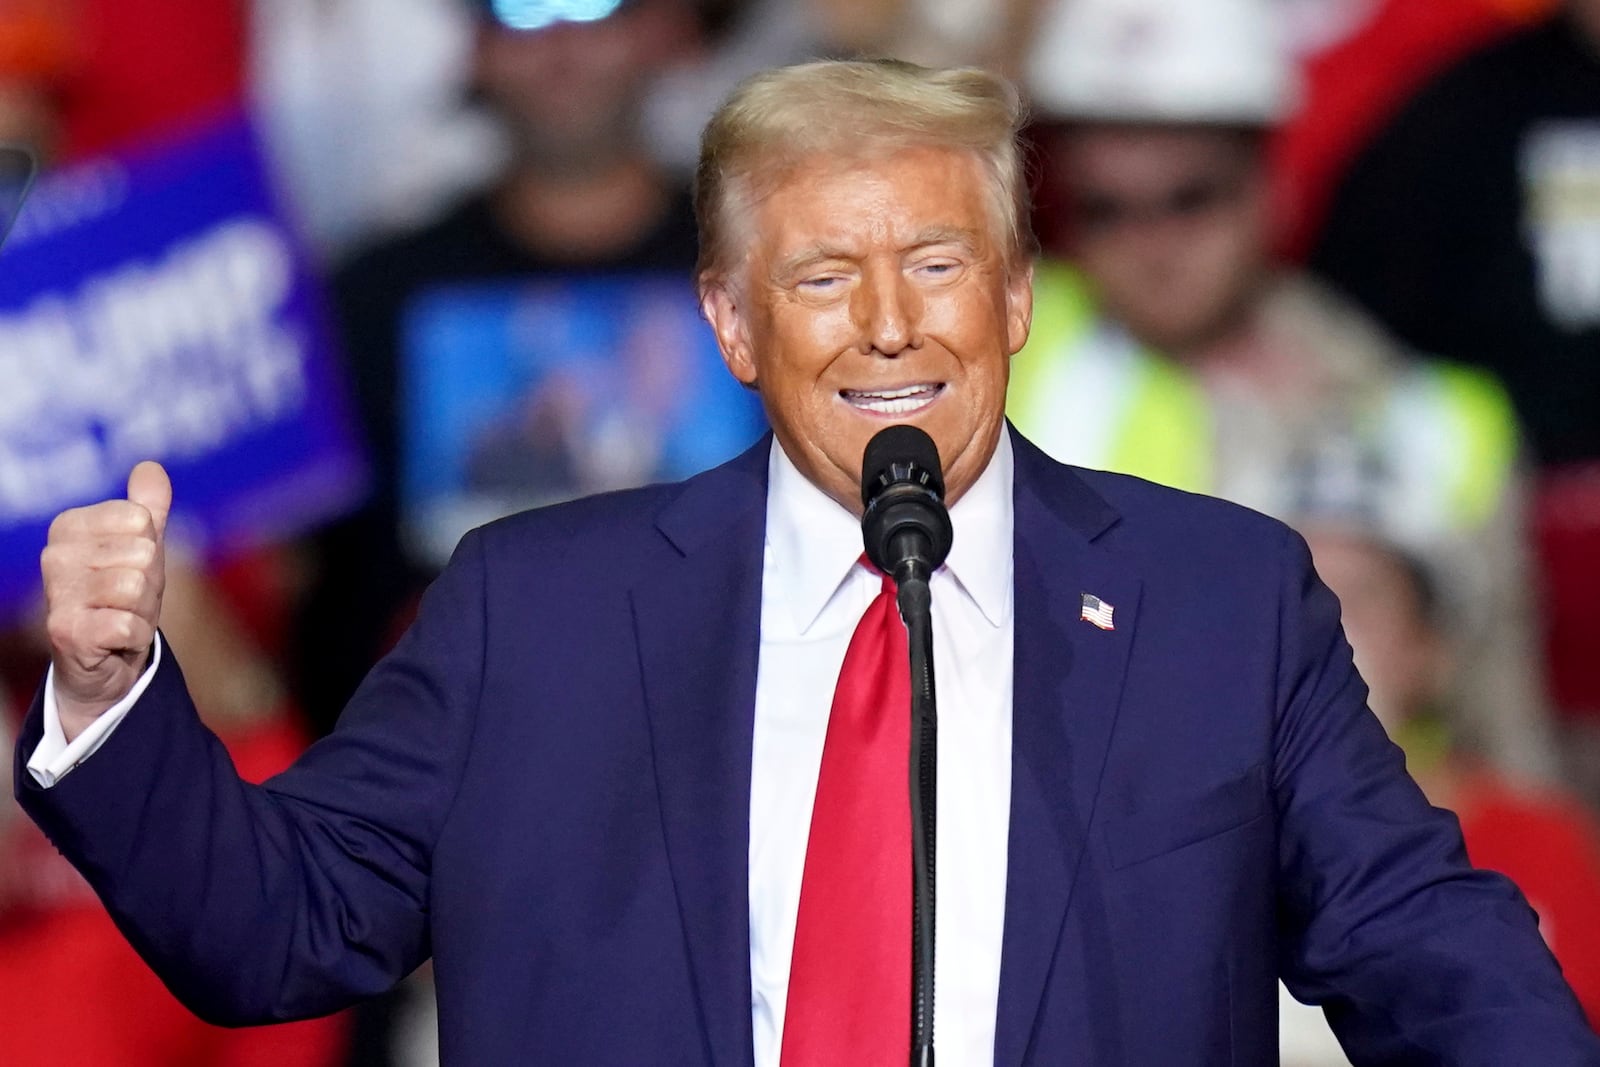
[780,565,911,1066]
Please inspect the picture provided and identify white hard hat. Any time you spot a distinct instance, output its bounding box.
[1026,0,1300,126]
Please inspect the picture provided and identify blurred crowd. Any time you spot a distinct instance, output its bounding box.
[1,0,1597,1062]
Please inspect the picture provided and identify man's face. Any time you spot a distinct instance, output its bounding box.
[1051,124,1269,354]
[702,145,1032,513]
[1303,528,1445,734]
[475,3,693,174]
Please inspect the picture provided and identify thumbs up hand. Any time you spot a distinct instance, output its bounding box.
[42,462,172,740]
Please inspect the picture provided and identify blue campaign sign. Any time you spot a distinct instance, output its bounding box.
[0,115,367,621]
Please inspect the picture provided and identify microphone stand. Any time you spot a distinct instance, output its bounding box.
[860,425,950,1066]
[893,535,938,1067]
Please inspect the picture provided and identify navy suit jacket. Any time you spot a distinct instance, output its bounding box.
[16,429,1600,1065]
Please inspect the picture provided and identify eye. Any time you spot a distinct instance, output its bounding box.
[797,274,845,292]
[914,259,962,278]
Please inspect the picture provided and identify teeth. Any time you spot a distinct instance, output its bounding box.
[841,383,943,415]
[850,395,934,415]
[845,383,939,401]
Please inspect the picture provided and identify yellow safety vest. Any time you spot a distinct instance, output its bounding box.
[1007,261,1517,531]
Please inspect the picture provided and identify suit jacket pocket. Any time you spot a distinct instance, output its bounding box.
[1104,763,1268,870]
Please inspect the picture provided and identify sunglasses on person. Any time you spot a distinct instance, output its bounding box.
[1073,171,1249,236]
[472,0,640,32]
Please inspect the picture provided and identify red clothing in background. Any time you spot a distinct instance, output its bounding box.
[0,712,351,1066]
[1456,767,1600,1026]
[1273,0,1535,259]
[1535,467,1600,719]
[59,0,247,161]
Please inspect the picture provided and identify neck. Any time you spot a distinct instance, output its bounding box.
[1174,307,1260,373]
[492,156,670,262]
[1171,277,1311,401]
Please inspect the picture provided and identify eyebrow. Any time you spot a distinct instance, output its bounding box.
[772,227,983,280]
[902,226,981,254]
[773,244,854,280]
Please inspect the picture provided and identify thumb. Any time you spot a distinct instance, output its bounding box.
[126,460,172,539]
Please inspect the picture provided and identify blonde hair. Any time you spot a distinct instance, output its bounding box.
[694,58,1034,288]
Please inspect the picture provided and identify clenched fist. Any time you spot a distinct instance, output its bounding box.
[41,461,171,742]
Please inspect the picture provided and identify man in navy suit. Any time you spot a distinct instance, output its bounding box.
[15,59,1600,1065]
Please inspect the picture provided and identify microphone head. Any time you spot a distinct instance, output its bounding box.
[860,424,953,577]
[861,424,945,507]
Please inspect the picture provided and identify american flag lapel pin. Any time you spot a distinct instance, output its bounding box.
[1080,593,1115,631]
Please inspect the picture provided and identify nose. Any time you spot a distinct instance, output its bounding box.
[853,260,923,356]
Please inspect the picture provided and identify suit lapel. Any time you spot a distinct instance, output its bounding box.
[633,438,770,1067]
[994,431,1142,1067]
[629,429,1140,1066]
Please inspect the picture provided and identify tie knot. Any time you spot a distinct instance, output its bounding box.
[858,553,895,594]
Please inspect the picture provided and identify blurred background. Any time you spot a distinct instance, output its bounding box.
[0,0,1596,1061]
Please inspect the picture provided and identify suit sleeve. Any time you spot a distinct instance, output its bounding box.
[1270,527,1600,1064]
[12,528,489,1026]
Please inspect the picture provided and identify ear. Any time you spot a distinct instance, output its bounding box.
[701,278,759,387]
[1004,260,1034,356]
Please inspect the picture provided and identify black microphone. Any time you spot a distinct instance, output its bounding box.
[860,424,954,587]
[861,423,947,1066]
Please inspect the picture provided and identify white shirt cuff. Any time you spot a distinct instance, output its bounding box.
[26,635,164,789]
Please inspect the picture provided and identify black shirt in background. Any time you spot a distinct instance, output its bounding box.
[296,188,701,736]
[1311,15,1600,468]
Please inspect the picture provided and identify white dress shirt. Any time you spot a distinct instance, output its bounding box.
[30,435,1017,1066]
[750,435,1014,1067]
[27,637,164,788]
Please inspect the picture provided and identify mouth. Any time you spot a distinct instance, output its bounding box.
[839,382,946,417]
